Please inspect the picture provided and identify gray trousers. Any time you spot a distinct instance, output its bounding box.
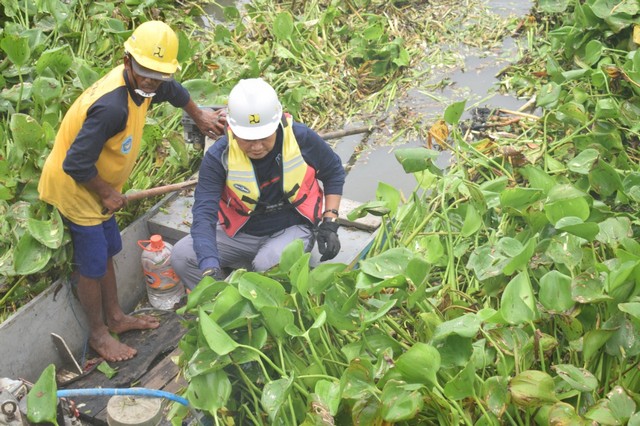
[171,224,315,290]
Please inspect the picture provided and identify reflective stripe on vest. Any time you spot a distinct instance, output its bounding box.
[219,115,323,236]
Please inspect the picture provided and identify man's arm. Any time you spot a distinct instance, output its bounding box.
[183,99,227,138]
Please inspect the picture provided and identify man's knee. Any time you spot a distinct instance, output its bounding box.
[171,237,195,275]
[252,250,280,272]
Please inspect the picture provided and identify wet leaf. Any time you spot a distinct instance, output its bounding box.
[359,247,414,279]
[273,12,294,40]
[97,361,118,379]
[380,380,423,421]
[444,100,466,125]
[544,184,590,225]
[0,33,31,67]
[198,308,238,355]
[483,376,509,417]
[26,364,57,425]
[308,263,347,295]
[555,217,599,241]
[238,272,286,308]
[185,370,231,412]
[14,233,51,275]
[567,148,599,174]
[260,306,294,340]
[552,364,598,392]
[509,370,558,407]
[36,45,73,76]
[27,208,63,249]
[395,343,440,387]
[10,113,44,152]
[346,200,390,219]
[262,376,293,422]
[583,328,615,363]
[539,270,574,312]
[433,313,481,340]
[500,272,537,325]
[394,147,441,174]
[443,361,476,400]
[315,380,341,416]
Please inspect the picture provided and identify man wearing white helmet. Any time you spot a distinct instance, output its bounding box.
[171,78,346,289]
[38,21,226,362]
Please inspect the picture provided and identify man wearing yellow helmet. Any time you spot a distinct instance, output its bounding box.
[171,78,345,289]
[38,20,226,362]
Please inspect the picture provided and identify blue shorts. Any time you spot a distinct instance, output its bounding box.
[64,216,123,279]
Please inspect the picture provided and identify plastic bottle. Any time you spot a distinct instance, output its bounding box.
[137,235,184,310]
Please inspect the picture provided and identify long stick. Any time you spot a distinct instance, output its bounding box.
[124,180,198,202]
[318,125,374,140]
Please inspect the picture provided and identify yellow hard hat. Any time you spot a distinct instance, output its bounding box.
[124,21,179,76]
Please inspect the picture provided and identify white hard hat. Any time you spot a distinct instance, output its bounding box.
[227,78,283,140]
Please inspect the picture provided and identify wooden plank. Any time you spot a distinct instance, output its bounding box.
[67,311,186,425]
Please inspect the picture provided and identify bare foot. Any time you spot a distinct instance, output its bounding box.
[90,330,137,362]
[108,314,160,334]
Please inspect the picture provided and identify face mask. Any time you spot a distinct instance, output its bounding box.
[134,89,156,98]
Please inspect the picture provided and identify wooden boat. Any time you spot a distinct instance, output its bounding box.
[0,189,380,424]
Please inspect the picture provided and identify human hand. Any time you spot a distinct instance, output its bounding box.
[100,191,127,215]
[317,220,340,261]
[201,267,225,281]
[197,108,227,139]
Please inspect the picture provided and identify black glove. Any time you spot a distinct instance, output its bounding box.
[201,267,225,281]
[317,220,340,261]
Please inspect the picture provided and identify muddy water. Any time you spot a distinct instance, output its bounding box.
[340,0,534,203]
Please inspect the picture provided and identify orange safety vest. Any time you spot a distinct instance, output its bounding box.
[218,115,323,237]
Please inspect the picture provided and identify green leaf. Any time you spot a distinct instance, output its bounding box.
[618,302,640,321]
[308,263,347,295]
[544,184,590,224]
[539,270,574,312]
[461,204,482,237]
[238,272,286,308]
[27,208,64,249]
[502,237,536,276]
[537,82,562,107]
[499,187,543,211]
[359,247,414,279]
[27,365,58,425]
[315,380,341,416]
[589,160,623,197]
[279,238,304,273]
[1,33,31,67]
[444,100,466,125]
[340,359,376,399]
[395,343,440,387]
[262,376,293,422]
[185,370,231,412]
[552,364,598,392]
[32,77,62,103]
[567,148,599,174]
[36,45,73,76]
[273,12,294,40]
[380,380,424,421]
[583,329,615,363]
[433,313,481,340]
[97,361,118,379]
[443,361,476,400]
[500,272,537,325]
[482,376,509,417]
[10,113,44,152]
[509,370,558,407]
[394,147,441,174]
[555,217,599,241]
[14,233,51,275]
[181,79,219,105]
[198,308,238,355]
[260,305,295,340]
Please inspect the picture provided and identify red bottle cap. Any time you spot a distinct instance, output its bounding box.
[150,235,164,250]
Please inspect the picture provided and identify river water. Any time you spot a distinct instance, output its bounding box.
[201,0,534,203]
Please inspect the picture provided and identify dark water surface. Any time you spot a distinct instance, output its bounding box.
[341,0,534,202]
